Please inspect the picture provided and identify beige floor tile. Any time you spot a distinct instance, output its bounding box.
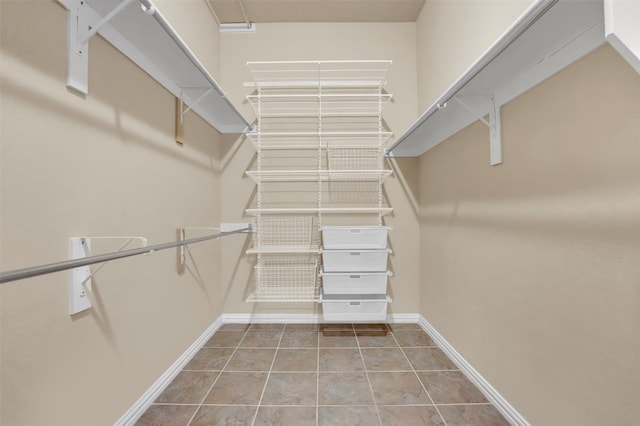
[318,372,375,405]
[202,372,268,405]
[204,331,246,348]
[183,348,234,371]
[190,405,257,426]
[437,404,510,426]
[272,349,318,372]
[357,333,398,348]
[404,347,458,371]
[361,347,412,371]
[280,331,319,348]
[154,371,219,404]
[254,406,316,426]
[418,371,488,404]
[248,323,285,331]
[317,406,380,426]
[284,323,319,332]
[318,331,358,348]
[387,323,422,331]
[135,404,197,425]
[378,405,445,426]
[224,348,276,371]
[260,372,317,405]
[368,372,432,405]
[239,331,282,348]
[319,348,364,371]
[393,329,436,347]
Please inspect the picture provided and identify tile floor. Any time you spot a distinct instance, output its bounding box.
[136,323,510,426]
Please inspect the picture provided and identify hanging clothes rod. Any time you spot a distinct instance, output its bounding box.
[0,226,251,284]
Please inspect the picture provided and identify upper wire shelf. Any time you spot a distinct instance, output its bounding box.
[246,132,393,150]
[246,60,393,89]
[246,92,392,118]
[245,170,393,183]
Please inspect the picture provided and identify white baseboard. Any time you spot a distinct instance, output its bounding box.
[417,316,530,426]
[221,313,323,323]
[221,313,421,324]
[114,316,224,426]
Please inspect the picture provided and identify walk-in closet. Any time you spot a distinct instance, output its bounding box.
[1,0,639,425]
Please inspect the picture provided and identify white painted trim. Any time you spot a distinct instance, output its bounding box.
[417,316,530,426]
[114,317,224,426]
[222,313,322,324]
[221,313,421,324]
[387,313,421,323]
[604,0,640,74]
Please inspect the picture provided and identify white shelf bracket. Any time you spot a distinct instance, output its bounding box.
[453,95,503,166]
[69,236,147,315]
[179,88,214,122]
[66,0,136,95]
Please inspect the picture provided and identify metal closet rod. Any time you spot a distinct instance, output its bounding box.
[0,226,252,284]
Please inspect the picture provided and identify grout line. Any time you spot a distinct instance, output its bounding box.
[390,328,449,426]
[186,327,251,425]
[316,327,320,426]
[434,403,495,406]
[411,369,460,372]
[149,403,200,406]
[354,324,384,426]
[250,324,285,426]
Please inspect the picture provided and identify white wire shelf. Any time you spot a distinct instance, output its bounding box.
[246,288,320,303]
[245,170,392,183]
[245,207,393,216]
[246,60,392,88]
[246,246,320,254]
[247,132,393,150]
[246,93,392,118]
[257,116,382,134]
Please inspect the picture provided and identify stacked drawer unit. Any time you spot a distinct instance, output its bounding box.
[320,226,392,322]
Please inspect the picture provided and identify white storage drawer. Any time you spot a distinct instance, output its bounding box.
[321,226,390,249]
[321,267,392,295]
[321,248,390,272]
[321,291,391,322]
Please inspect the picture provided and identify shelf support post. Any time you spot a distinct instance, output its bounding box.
[489,96,503,166]
[453,95,503,166]
[175,96,185,145]
[66,0,90,95]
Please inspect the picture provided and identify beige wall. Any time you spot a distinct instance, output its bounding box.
[155,0,221,79]
[218,23,421,315]
[416,0,532,110]
[419,45,640,425]
[0,1,228,424]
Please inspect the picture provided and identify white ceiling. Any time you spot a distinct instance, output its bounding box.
[208,0,426,23]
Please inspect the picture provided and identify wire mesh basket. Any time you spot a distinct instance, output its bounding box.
[255,216,314,249]
[253,256,319,301]
[327,147,384,171]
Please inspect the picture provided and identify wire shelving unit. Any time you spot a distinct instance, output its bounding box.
[245,60,393,303]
